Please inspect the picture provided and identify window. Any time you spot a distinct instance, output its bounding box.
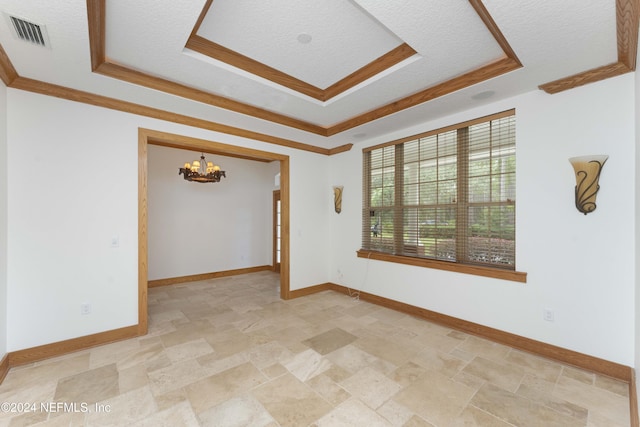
[360,110,524,281]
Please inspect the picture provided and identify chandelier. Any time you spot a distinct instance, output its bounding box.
[179,153,226,183]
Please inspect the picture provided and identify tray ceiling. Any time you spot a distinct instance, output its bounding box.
[0,0,636,152]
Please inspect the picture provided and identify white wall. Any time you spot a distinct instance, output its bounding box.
[6,89,330,351]
[0,79,7,360]
[330,74,636,365]
[5,74,635,366]
[147,145,276,280]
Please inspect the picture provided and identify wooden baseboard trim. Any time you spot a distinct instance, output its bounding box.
[0,354,8,383]
[148,265,272,288]
[631,369,639,427]
[8,324,139,367]
[317,283,631,381]
[288,283,333,299]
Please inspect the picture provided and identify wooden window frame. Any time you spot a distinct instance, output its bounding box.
[359,109,526,283]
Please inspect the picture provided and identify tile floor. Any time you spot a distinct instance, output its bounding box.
[0,271,631,426]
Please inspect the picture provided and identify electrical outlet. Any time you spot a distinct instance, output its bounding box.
[81,302,91,315]
[543,308,554,322]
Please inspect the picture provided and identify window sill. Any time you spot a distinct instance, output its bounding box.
[356,249,527,283]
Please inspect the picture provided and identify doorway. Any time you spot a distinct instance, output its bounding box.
[137,128,290,335]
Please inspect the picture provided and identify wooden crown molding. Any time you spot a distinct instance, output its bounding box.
[3,0,631,152]
[0,43,18,86]
[327,57,520,136]
[86,0,521,136]
[85,0,327,136]
[539,0,638,94]
[186,35,417,103]
[0,28,347,156]
[188,0,417,102]
[9,76,330,155]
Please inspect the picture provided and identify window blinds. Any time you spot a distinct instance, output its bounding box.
[362,110,516,269]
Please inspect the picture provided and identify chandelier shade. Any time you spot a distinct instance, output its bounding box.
[179,153,226,183]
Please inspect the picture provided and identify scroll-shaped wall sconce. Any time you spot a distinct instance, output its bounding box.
[333,186,344,213]
[569,155,608,215]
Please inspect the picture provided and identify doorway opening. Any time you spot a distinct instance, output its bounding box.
[137,128,290,335]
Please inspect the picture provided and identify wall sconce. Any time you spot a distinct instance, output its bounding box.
[569,155,608,215]
[333,186,343,213]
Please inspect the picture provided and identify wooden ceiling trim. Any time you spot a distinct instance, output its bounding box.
[187,0,325,100]
[144,129,290,162]
[10,76,331,155]
[539,0,638,94]
[324,1,523,136]
[469,0,522,66]
[147,139,274,163]
[184,37,416,103]
[327,143,354,155]
[190,0,213,39]
[86,0,328,137]
[86,0,520,138]
[322,43,417,101]
[86,0,105,71]
[617,0,639,70]
[185,35,325,100]
[190,2,417,102]
[538,62,630,94]
[326,57,522,136]
[0,43,18,86]
[94,61,326,135]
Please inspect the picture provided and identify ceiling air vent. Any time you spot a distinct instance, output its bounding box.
[7,15,50,48]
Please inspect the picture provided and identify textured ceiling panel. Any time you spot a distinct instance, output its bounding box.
[353,0,503,61]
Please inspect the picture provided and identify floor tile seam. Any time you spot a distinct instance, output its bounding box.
[576,380,635,403]
[302,374,351,414]
[248,372,333,423]
[457,372,488,418]
[538,396,591,425]
[443,339,475,366]
[370,381,425,423]
[466,403,519,427]
[572,383,629,401]
[512,372,592,425]
[466,352,532,384]
[373,402,413,426]
[548,380,629,426]
[469,381,577,426]
[591,377,632,398]
[554,370,630,401]
[585,405,632,427]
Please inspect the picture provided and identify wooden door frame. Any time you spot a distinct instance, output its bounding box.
[272,190,281,273]
[137,128,290,335]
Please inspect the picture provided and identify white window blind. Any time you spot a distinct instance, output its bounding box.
[362,110,516,270]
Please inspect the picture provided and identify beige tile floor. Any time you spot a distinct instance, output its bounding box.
[0,271,631,426]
